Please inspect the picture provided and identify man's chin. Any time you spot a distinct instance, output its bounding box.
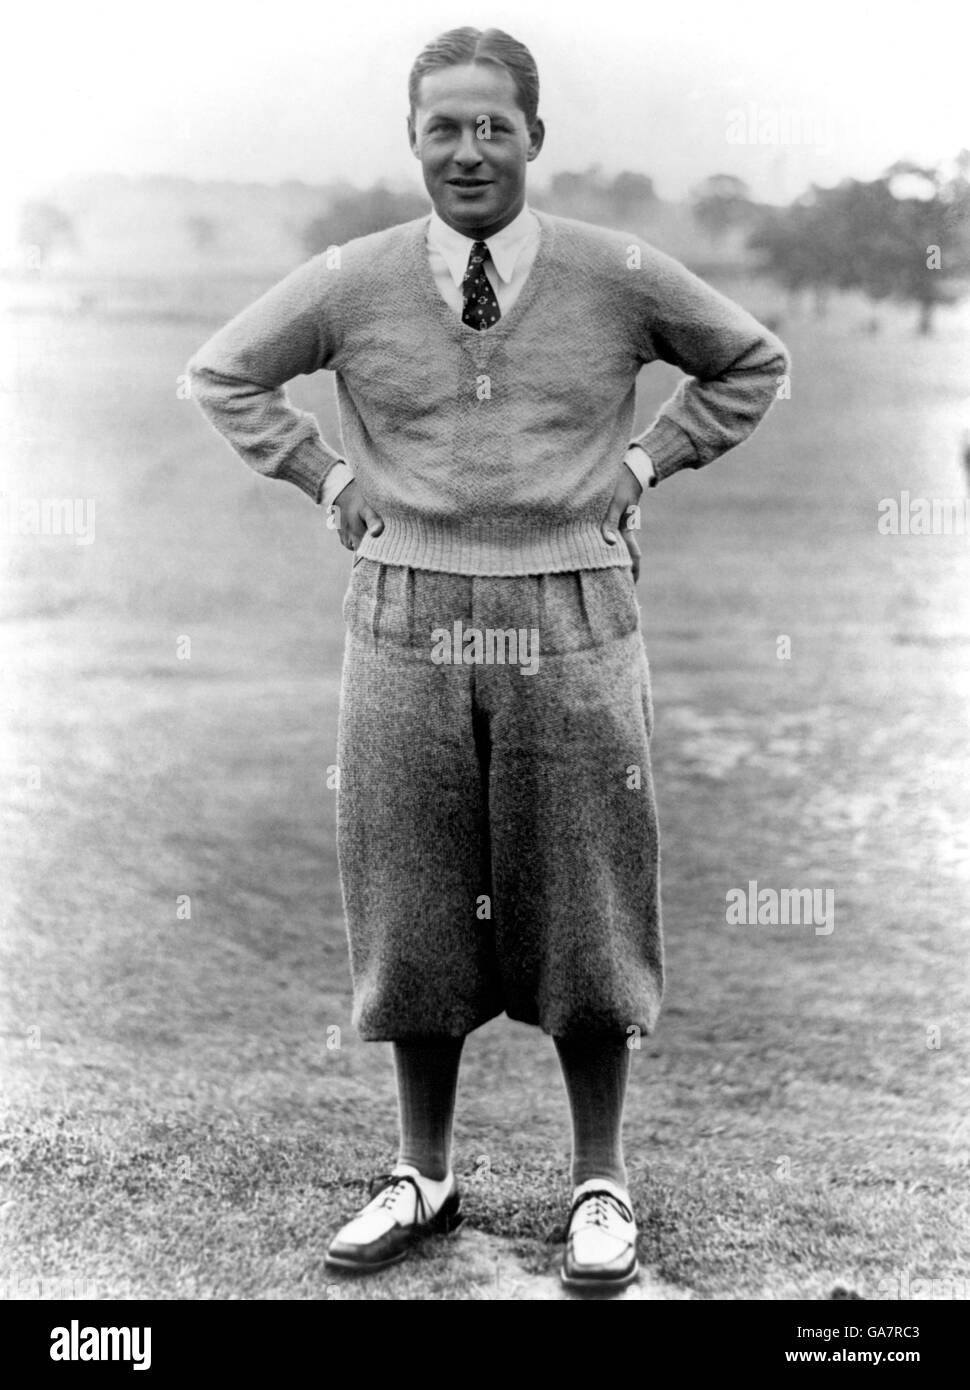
[433,188,514,233]
[443,189,496,213]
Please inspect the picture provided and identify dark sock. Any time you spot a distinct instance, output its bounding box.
[393,1036,465,1181]
[554,1035,631,1190]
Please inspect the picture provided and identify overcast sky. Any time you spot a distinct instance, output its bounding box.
[3,0,968,210]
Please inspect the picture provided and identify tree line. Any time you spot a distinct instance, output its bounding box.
[299,154,970,334]
[19,152,970,333]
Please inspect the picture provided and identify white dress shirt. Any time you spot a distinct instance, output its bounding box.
[425,201,542,318]
[321,202,655,509]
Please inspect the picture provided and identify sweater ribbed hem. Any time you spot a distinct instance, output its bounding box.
[355,517,634,576]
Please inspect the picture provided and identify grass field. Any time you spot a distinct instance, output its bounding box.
[2,286,969,1300]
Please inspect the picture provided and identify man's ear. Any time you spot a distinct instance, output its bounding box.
[407,114,419,158]
[526,118,546,162]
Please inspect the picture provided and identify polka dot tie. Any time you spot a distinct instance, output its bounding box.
[461,240,501,330]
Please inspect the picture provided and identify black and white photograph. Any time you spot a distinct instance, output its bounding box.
[2,0,968,1338]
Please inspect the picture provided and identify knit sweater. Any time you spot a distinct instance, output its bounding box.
[187,209,790,576]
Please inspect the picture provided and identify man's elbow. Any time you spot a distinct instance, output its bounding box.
[740,328,790,411]
[762,326,792,381]
[184,346,224,414]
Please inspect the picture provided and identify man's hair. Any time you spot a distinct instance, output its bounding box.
[408,27,540,127]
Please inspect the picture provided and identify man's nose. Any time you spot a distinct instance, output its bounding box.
[453,128,486,167]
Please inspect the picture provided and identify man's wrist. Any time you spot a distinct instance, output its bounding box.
[319,460,355,511]
[623,444,655,494]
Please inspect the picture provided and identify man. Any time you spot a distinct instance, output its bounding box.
[188,25,789,1292]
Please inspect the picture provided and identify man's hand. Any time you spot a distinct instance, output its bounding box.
[332,478,384,554]
[602,464,643,583]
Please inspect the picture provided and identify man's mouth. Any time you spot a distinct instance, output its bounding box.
[447,178,492,188]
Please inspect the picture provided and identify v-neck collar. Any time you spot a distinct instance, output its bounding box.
[428,203,539,288]
[408,208,556,349]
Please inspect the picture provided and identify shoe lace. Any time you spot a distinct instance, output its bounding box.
[368,1173,431,1224]
[573,1190,633,1230]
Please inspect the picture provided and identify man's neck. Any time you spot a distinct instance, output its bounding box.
[432,196,527,241]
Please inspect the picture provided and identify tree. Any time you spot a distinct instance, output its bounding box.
[689,175,755,251]
[608,171,657,227]
[541,166,601,222]
[303,184,428,254]
[882,161,970,333]
[748,194,833,312]
[749,159,970,333]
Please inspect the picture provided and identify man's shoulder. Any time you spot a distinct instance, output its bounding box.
[285,215,428,316]
[536,210,670,263]
[321,215,429,274]
[534,212,696,306]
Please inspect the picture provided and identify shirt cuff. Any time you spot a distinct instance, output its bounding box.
[319,461,355,511]
[623,444,656,492]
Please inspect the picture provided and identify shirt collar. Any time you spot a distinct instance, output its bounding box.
[427,202,539,286]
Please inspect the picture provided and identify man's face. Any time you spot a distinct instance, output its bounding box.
[408,63,544,238]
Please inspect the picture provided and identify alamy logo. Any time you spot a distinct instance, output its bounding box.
[872,1269,968,1300]
[725,102,833,153]
[726,880,835,936]
[0,493,96,545]
[430,621,540,677]
[878,492,970,536]
[50,1321,151,1370]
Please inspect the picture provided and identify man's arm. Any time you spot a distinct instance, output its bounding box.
[627,245,791,484]
[186,255,348,504]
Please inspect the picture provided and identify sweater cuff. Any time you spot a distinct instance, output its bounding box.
[630,415,698,483]
[276,438,346,504]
